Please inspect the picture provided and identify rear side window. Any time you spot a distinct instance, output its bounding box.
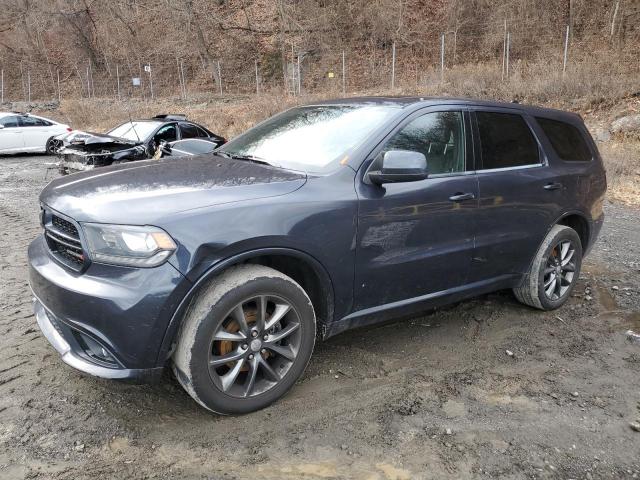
[536,117,592,162]
[179,123,199,139]
[476,112,539,169]
[21,116,50,127]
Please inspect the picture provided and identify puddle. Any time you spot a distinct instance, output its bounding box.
[596,285,618,311]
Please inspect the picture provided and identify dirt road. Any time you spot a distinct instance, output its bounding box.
[1,156,639,480]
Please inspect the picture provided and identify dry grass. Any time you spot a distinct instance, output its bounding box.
[600,140,640,205]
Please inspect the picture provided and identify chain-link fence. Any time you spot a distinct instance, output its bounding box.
[1,25,637,103]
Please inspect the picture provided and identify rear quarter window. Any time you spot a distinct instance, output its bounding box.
[536,117,592,162]
[476,111,540,169]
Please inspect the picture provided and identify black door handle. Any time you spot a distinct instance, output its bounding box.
[449,192,475,202]
[544,182,563,191]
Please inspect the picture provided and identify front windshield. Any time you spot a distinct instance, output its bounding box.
[107,121,161,142]
[218,105,401,173]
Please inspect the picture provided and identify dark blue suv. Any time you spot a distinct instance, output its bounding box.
[28,97,606,414]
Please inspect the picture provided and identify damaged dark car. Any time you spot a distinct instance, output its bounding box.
[57,114,225,174]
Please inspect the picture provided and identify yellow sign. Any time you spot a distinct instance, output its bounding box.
[328,72,335,78]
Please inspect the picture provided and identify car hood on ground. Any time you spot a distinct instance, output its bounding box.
[40,154,307,224]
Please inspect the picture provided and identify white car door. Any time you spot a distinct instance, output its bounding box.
[20,116,66,152]
[0,115,25,152]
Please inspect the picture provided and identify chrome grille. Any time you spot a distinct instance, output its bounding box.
[44,213,85,270]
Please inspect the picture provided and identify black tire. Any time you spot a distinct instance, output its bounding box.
[45,136,58,155]
[172,264,316,414]
[514,224,582,310]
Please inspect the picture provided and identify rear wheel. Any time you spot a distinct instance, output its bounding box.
[172,265,316,414]
[514,225,582,310]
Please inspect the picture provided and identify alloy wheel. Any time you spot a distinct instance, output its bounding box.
[208,295,301,398]
[543,240,576,301]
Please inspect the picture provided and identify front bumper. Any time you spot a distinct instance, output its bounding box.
[33,297,163,381]
[29,234,191,381]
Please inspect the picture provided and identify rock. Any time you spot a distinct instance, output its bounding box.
[585,295,593,301]
[612,286,619,291]
[74,443,85,452]
[611,114,640,136]
[630,422,640,432]
[592,128,611,143]
[505,350,514,357]
[341,444,348,450]
[445,428,453,435]
[572,392,579,397]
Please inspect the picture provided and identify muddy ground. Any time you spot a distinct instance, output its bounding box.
[0,155,639,480]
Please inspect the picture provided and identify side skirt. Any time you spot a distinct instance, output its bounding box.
[324,274,520,338]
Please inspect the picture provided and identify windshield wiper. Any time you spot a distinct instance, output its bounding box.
[217,151,273,166]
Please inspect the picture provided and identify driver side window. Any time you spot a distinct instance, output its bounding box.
[154,124,178,143]
[377,111,466,175]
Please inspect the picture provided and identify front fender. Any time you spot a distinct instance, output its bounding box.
[155,247,335,365]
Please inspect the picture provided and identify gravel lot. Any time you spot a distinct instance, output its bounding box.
[1,155,639,480]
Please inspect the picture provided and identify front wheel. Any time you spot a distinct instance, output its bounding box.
[172,265,316,414]
[514,224,582,310]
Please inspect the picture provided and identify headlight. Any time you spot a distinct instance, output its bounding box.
[82,223,177,268]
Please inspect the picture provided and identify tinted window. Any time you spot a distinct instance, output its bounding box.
[154,124,177,142]
[536,117,592,162]
[476,112,539,169]
[197,126,210,138]
[179,123,199,139]
[21,116,49,127]
[0,115,20,127]
[381,111,466,174]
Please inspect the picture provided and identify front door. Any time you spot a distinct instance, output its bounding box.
[0,115,25,152]
[354,109,478,311]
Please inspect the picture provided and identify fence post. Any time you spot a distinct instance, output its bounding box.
[255,59,259,95]
[297,54,301,95]
[502,20,507,81]
[562,25,570,79]
[116,65,121,100]
[506,32,511,80]
[391,41,396,89]
[148,64,154,99]
[440,33,445,82]
[342,50,346,94]
[217,60,222,95]
[182,61,187,99]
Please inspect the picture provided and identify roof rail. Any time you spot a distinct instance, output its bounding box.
[152,114,187,121]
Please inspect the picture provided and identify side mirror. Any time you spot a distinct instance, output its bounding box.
[368,150,428,185]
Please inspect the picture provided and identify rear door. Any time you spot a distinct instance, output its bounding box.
[469,108,566,282]
[0,115,25,152]
[354,107,478,311]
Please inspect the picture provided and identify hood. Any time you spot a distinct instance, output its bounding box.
[65,131,140,152]
[40,154,307,225]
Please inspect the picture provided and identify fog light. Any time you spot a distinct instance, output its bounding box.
[73,331,117,366]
